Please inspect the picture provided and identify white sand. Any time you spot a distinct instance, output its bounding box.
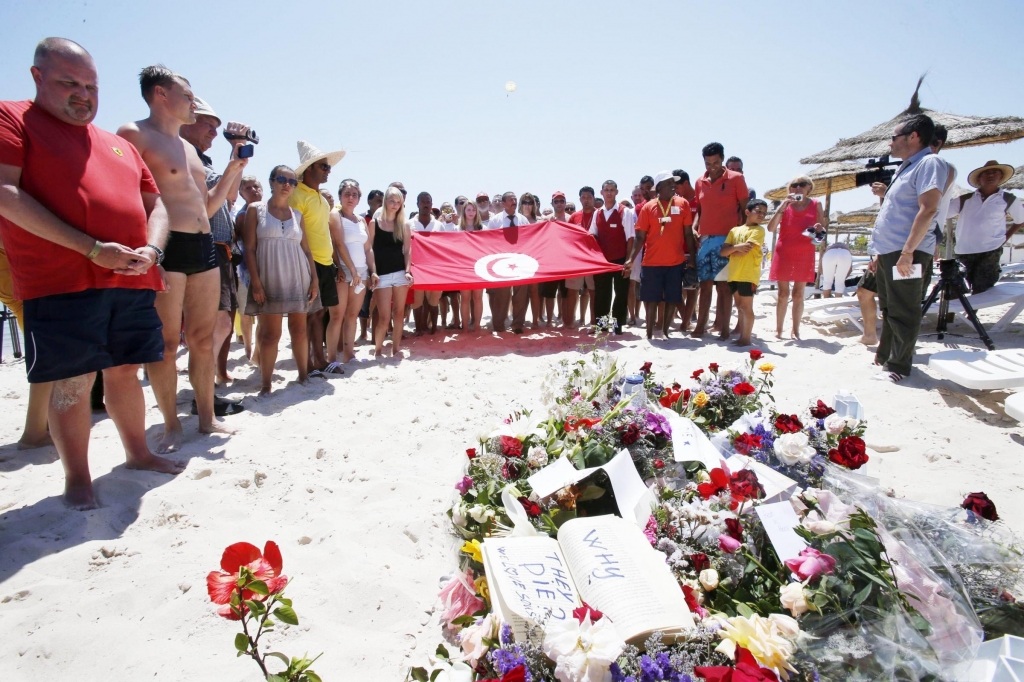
[0,296,1022,680]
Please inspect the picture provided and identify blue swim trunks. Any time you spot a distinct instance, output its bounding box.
[697,235,730,282]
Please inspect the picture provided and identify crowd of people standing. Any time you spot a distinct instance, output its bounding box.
[1,37,1020,511]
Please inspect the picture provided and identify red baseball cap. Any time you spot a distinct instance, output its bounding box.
[551,190,566,200]
[476,191,489,200]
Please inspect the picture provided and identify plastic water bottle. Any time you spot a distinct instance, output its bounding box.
[622,374,647,410]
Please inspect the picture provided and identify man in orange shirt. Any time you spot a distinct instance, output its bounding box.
[624,171,696,339]
[692,142,748,339]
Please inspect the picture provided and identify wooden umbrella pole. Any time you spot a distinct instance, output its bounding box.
[824,178,833,243]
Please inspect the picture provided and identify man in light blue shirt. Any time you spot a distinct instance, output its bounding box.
[871,114,948,382]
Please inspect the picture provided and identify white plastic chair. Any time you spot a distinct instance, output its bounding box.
[927,349,1024,390]
[924,282,1024,333]
[1005,392,1024,422]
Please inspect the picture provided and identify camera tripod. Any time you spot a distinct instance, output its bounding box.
[920,258,995,350]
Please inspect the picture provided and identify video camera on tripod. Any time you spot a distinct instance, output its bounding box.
[855,155,900,188]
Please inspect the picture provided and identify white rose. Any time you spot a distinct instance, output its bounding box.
[699,568,720,591]
[778,582,810,617]
[451,502,468,528]
[527,446,548,469]
[458,614,497,665]
[803,519,836,535]
[823,414,847,435]
[844,416,860,431]
[773,432,816,466]
[468,505,494,524]
[542,614,624,682]
[769,612,802,638]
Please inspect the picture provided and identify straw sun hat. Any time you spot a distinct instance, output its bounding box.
[967,160,1015,189]
[294,140,346,177]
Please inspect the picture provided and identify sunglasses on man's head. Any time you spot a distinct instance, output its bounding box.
[273,176,299,186]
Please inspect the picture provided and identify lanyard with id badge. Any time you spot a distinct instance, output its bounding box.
[657,200,679,235]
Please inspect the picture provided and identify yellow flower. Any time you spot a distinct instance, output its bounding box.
[758,362,775,373]
[460,539,483,564]
[713,614,798,679]
[474,576,490,605]
[693,391,710,408]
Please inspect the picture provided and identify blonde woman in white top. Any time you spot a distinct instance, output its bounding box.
[458,201,486,332]
[334,179,376,362]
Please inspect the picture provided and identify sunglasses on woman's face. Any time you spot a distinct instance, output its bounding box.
[522,200,535,205]
[274,176,299,186]
[790,182,810,189]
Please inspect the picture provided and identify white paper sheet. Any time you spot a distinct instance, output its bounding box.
[754,501,807,563]
[662,410,721,469]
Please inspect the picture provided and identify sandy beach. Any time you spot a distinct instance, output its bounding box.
[1,296,1022,680]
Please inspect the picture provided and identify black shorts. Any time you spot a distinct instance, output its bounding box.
[728,281,757,297]
[216,244,237,312]
[859,270,877,293]
[163,231,218,275]
[315,261,340,307]
[639,263,684,304]
[24,288,163,384]
[539,280,563,299]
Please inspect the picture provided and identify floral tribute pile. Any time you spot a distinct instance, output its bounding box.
[411,351,1024,682]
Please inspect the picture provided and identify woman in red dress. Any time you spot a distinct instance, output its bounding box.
[768,175,826,340]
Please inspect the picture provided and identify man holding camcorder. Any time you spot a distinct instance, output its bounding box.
[870,114,949,383]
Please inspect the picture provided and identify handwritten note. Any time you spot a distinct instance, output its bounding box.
[754,501,807,563]
[663,411,721,469]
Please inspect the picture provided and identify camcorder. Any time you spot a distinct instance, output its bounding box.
[855,155,899,188]
[224,129,259,159]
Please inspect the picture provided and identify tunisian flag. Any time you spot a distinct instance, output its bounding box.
[410,220,621,291]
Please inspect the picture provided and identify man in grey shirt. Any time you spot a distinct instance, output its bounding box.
[870,113,948,382]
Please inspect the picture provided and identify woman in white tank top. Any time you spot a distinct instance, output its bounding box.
[334,179,376,363]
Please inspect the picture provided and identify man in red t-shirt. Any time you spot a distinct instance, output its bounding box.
[0,38,183,509]
[624,171,696,339]
[692,142,749,339]
[566,186,597,326]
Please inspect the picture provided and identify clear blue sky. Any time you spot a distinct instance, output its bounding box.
[2,0,1023,216]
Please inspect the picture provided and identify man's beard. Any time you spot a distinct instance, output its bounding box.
[64,99,94,122]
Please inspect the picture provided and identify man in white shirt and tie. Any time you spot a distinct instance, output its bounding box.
[486,192,530,332]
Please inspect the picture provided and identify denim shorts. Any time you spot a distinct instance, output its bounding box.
[375,270,409,289]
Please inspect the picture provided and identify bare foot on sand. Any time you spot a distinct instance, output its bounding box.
[155,425,183,454]
[731,338,752,347]
[718,330,731,341]
[199,419,237,436]
[689,327,705,339]
[126,452,186,475]
[858,335,878,346]
[791,329,802,341]
[775,330,784,339]
[64,481,98,510]
[18,433,53,450]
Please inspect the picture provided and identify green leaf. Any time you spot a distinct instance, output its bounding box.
[234,632,248,652]
[304,672,323,682]
[273,605,299,625]
[578,485,606,501]
[735,603,755,618]
[410,667,429,682]
[267,675,287,682]
[266,652,291,666]
[245,599,265,615]
[248,580,270,596]
[435,644,449,660]
[852,582,874,606]
[430,671,442,682]
[450,615,475,626]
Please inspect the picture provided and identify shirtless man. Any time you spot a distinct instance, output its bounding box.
[118,66,247,452]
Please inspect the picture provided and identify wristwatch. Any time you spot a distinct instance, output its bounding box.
[146,244,165,265]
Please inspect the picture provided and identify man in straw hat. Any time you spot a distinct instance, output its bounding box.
[947,160,1024,295]
[291,140,351,376]
[118,67,251,453]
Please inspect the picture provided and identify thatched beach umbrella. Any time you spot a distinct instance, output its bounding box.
[800,79,1024,165]
[836,203,879,226]
[1005,165,1024,191]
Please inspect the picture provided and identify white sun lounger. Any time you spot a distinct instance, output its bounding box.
[924,282,1024,333]
[1005,392,1024,422]
[763,287,822,301]
[801,296,859,315]
[808,304,866,332]
[927,349,1024,390]
[1001,263,1024,278]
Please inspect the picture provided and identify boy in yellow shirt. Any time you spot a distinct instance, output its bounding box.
[720,199,767,346]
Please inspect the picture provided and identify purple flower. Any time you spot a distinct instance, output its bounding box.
[645,411,671,438]
[490,645,531,681]
[500,622,513,645]
[611,663,636,682]
[810,454,827,477]
[455,476,474,495]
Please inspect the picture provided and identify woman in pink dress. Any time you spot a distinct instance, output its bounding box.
[767,175,826,339]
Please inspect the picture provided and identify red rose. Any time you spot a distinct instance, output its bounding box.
[620,423,641,445]
[480,666,527,682]
[690,553,711,572]
[827,435,868,470]
[696,647,779,682]
[672,382,682,390]
[709,363,719,372]
[640,362,653,376]
[466,448,477,460]
[697,468,729,500]
[653,459,665,470]
[502,459,523,480]
[564,416,601,432]
[517,496,542,518]
[659,387,683,409]
[774,414,803,434]
[962,492,999,522]
[683,389,691,403]
[729,469,764,503]
[810,400,836,419]
[692,369,704,380]
[682,584,701,613]
[733,432,763,455]
[500,436,523,457]
[749,350,764,361]
[725,518,744,542]
[732,382,756,396]
[572,602,604,623]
